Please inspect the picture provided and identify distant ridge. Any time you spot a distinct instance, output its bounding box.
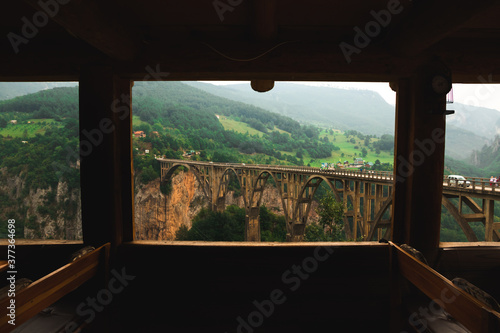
[0,82,77,101]
[185,81,495,160]
[185,81,395,136]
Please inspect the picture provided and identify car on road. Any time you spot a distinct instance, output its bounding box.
[447,175,471,187]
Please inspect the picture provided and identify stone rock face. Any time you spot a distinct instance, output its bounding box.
[0,168,82,240]
[134,171,208,240]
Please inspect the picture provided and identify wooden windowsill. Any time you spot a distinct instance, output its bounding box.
[440,242,500,248]
[124,240,386,247]
[0,239,83,246]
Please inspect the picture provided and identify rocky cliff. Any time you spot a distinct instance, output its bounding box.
[0,168,82,240]
[134,171,208,240]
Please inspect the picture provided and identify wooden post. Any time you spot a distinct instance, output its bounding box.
[391,62,450,252]
[79,66,133,250]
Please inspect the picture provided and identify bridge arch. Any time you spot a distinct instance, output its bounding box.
[247,170,289,218]
[291,175,348,240]
[162,163,211,203]
[215,167,247,209]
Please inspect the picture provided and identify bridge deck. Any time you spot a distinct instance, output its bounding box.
[158,158,500,198]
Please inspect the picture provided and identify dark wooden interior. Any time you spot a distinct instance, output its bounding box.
[1,1,500,332]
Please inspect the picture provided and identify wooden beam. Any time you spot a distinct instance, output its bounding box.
[391,78,413,245]
[387,0,500,56]
[113,79,135,244]
[79,67,133,250]
[463,213,486,222]
[22,0,141,61]
[391,61,448,251]
[462,196,483,214]
[1,38,500,82]
[253,0,277,41]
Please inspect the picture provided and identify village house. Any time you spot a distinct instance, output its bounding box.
[133,130,146,138]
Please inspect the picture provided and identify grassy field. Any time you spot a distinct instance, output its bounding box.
[132,115,149,127]
[322,131,393,164]
[301,131,393,168]
[216,117,394,168]
[0,119,62,138]
[218,117,265,137]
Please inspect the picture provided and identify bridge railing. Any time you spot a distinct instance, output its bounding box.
[443,176,500,192]
[159,159,499,193]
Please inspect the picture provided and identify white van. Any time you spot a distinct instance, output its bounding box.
[447,175,471,187]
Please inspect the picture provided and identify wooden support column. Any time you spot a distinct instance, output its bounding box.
[79,66,134,250]
[391,62,450,252]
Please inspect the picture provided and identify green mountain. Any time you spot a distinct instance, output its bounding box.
[185,81,395,135]
[447,103,500,140]
[445,124,490,161]
[185,82,495,161]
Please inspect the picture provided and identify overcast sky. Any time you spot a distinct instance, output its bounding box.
[201,81,500,112]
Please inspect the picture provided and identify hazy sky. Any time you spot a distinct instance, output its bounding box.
[201,81,500,112]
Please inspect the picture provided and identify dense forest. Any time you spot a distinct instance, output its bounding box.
[0,82,498,242]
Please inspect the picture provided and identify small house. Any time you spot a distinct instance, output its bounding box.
[354,158,364,165]
[133,131,146,138]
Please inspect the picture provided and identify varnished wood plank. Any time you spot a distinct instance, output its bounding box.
[391,242,500,333]
[0,243,109,332]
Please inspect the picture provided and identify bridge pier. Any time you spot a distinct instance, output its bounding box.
[245,206,261,242]
[215,196,226,213]
[484,199,497,241]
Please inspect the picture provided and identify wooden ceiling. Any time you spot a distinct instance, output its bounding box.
[1,0,500,82]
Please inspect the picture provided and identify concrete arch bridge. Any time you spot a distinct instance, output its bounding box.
[158,159,500,242]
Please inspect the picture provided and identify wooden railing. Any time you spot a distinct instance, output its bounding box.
[390,242,500,333]
[0,243,110,332]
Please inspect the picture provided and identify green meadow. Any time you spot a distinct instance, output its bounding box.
[0,119,62,138]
